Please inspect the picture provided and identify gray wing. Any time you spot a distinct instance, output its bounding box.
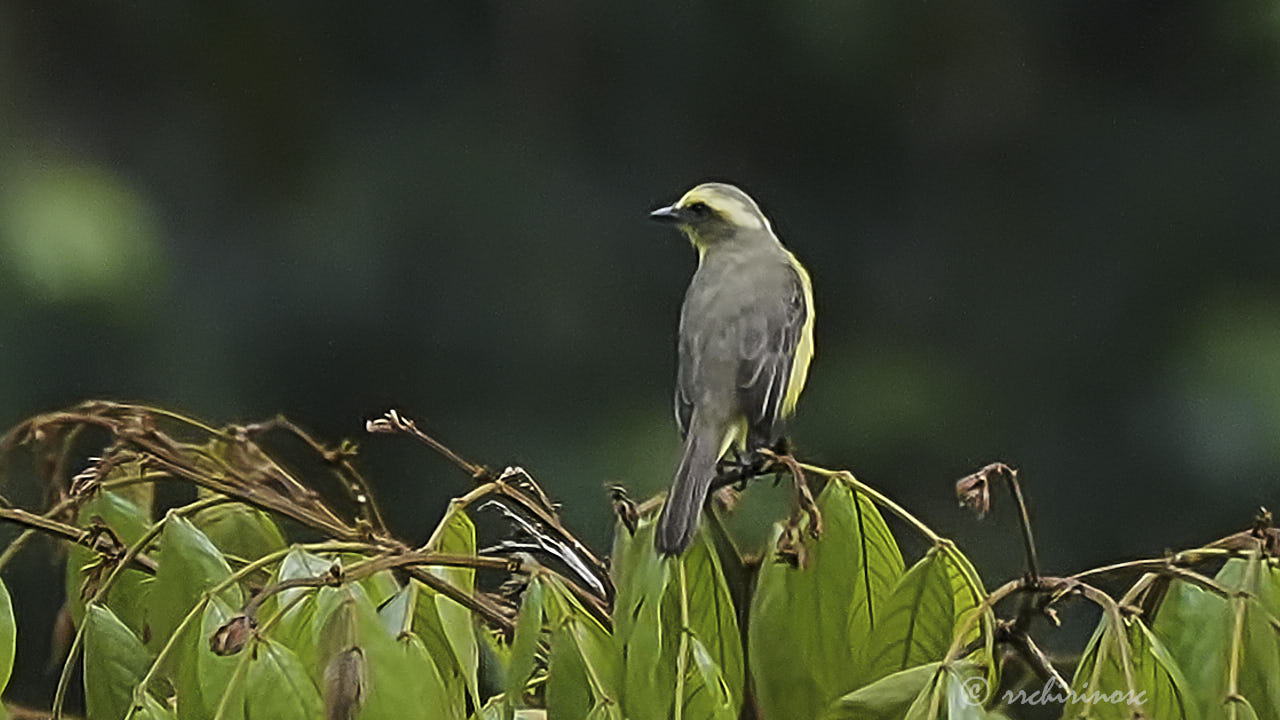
[737,266,807,448]
[674,329,694,439]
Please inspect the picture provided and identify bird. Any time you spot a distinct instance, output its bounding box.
[649,182,815,555]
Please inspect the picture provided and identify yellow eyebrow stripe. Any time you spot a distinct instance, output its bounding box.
[676,189,765,230]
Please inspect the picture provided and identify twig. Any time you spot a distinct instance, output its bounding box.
[242,415,387,534]
[0,507,158,573]
[366,410,489,480]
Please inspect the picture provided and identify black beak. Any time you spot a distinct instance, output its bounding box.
[649,205,684,223]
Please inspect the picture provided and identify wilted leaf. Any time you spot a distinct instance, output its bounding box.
[749,479,904,720]
[84,603,152,720]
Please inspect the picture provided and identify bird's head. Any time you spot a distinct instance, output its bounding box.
[650,182,773,248]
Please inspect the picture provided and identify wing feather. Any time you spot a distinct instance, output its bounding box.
[737,266,807,448]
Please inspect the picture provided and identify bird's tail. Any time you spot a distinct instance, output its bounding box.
[656,417,722,555]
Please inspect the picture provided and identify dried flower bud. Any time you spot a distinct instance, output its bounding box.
[324,647,366,720]
[210,614,256,656]
[956,471,991,518]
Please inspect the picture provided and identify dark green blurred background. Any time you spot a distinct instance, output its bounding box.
[2,0,1279,707]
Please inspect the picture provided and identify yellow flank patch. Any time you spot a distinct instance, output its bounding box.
[782,251,815,418]
[718,415,749,457]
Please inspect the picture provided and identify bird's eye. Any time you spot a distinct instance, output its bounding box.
[687,201,711,216]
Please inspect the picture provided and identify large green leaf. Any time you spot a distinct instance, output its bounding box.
[191,501,287,562]
[65,490,153,634]
[126,695,179,720]
[681,636,736,720]
[546,622,593,720]
[269,552,327,680]
[244,638,323,720]
[611,514,672,720]
[408,579,469,720]
[1216,556,1280,719]
[318,581,453,720]
[665,524,743,709]
[506,576,545,707]
[822,663,939,720]
[420,503,480,705]
[884,662,996,720]
[84,603,152,720]
[1064,613,1197,720]
[1154,556,1280,720]
[749,479,904,720]
[0,576,13,695]
[863,548,956,686]
[149,516,243,652]
[546,611,619,720]
[611,512,741,720]
[178,597,246,720]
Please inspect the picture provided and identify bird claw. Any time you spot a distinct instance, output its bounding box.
[760,448,824,556]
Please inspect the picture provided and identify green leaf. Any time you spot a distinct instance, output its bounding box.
[1216,556,1280,719]
[943,663,996,720]
[611,513,674,720]
[126,694,178,720]
[1065,613,1197,720]
[149,516,243,653]
[668,525,743,711]
[244,638,323,720]
[422,503,480,705]
[317,582,455,720]
[506,577,545,707]
[1154,556,1280,720]
[269,556,327,679]
[182,597,246,720]
[409,579,470,720]
[748,479,904,720]
[546,614,619,720]
[65,490,153,634]
[681,636,736,720]
[546,623,592,720]
[84,603,152,720]
[0,576,14,695]
[863,548,956,686]
[822,663,940,720]
[609,510,743,719]
[191,502,287,562]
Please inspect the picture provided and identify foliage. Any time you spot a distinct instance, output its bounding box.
[0,402,1275,719]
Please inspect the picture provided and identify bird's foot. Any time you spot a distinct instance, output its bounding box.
[775,519,807,568]
[715,448,771,490]
[760,448,824,542]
